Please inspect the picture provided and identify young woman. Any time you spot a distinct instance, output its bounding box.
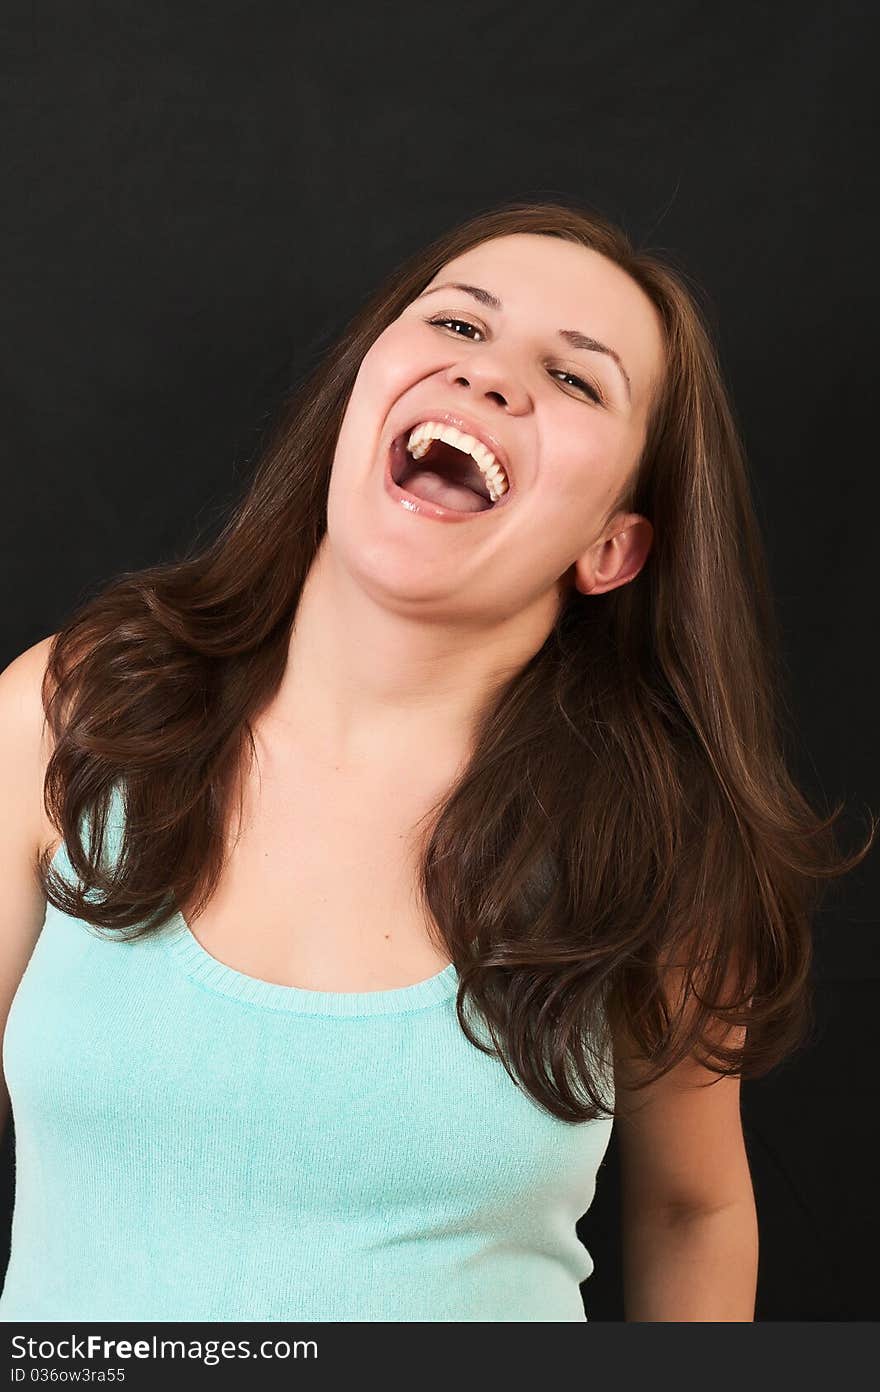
[0,201,871,1323]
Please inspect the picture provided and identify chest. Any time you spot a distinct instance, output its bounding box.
[174,752,454,993]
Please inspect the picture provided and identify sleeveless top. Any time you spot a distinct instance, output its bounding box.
[0,783,615,1322]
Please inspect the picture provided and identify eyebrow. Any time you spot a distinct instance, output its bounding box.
[415,281,632,403]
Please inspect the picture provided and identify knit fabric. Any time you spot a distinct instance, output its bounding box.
[0,786,615,1322]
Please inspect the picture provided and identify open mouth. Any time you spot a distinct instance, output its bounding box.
[388,431,500,515]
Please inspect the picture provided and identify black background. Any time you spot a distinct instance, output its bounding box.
[1,1,877,1320]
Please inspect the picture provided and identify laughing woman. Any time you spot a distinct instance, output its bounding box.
[0,201,872,1322]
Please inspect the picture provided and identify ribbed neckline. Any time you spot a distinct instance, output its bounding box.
[163,910,460,1017]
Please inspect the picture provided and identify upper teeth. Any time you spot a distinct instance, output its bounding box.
[406,422,509,503]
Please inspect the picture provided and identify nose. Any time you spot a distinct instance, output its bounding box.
[441,354,531,414]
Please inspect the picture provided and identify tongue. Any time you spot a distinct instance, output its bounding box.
[402,468,492,513]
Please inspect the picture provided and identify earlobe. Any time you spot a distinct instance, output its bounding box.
[573,515,654,596]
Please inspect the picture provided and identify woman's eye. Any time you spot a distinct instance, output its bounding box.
[550,369,603,405]
[423,315,604,405]
[425,314,482,339]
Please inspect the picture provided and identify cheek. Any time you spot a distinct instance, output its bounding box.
[330,326,431,487]
[356,323,432,399]
[548,436,619,510]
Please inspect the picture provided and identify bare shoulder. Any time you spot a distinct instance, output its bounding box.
[0,634,61,1134]
[0,633,60,865]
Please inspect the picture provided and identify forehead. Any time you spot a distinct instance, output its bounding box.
[428,233,665,413]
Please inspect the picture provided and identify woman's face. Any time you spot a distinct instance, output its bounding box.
[326,232,665,624]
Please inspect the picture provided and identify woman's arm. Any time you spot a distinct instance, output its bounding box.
[613,967,758,1320]
[622,1195,758,1321]
[0,638,57,1145]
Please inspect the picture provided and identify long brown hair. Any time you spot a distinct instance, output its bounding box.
[39,200,875,1123]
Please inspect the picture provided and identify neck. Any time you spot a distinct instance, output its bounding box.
[258,537,562,777]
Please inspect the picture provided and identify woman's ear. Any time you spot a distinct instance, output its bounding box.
[572,514,654,596]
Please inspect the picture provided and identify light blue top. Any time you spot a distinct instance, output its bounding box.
[0,785,615,1322]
